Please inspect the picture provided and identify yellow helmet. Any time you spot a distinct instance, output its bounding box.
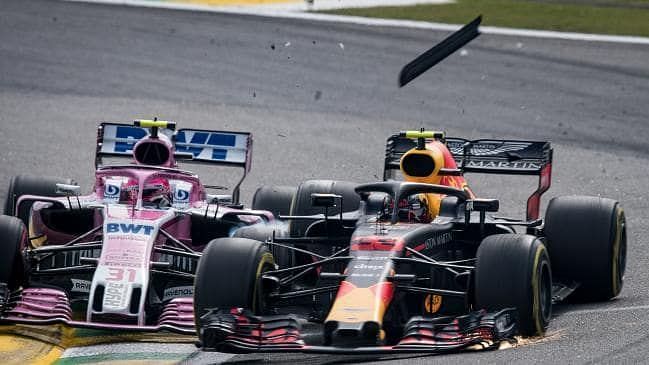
[399,143,445,185]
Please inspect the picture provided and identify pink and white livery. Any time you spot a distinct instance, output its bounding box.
[0,120,272,334]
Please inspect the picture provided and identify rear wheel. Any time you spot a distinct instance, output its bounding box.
[475,234,552,336]
[544,196,626,301]
[193,238,275,327]
[4,175,76,226]
[251,185,296,218]
[289,180,360,237]
[242,185,296,267]
[0,215,28,289]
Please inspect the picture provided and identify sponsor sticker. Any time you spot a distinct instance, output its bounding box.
[106,223,154,235]
[423,232,453,249]
[104,281,126,309]
[163,285,194,301]
[71,278,91,293]
[424,294,443,314]
[171,181,192,209]
[104,178,122,203]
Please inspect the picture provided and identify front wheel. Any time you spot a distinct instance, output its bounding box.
[475,234,552,336]
[193,238,275,329]
[0,215,28,289]
[4,175,76,226]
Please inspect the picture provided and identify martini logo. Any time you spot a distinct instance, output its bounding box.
[106,223,154,235]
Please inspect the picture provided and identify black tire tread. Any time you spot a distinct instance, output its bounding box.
[0,215,28,288]
[289,180,360,237]
[4,175,76,225]
[251,185,296,218]
[475,234,552,336]
[194,238,273,321]
[544,195,625,302]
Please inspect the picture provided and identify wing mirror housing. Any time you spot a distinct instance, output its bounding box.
[466,198,499,212]
[55,183,81,196]
[311,193,340,208]
[465,198,499,237]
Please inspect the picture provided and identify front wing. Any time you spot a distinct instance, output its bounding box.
[0,285,195,334]
[198,308,517,354]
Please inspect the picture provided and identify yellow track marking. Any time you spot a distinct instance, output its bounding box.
[1,324,194,364]
[0,331,63,365]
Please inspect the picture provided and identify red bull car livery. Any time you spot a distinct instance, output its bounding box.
[0,120,273,334]
[194,130,626,354]
[194,18,626,354]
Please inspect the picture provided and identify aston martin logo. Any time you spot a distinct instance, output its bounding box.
[448,141,531,156]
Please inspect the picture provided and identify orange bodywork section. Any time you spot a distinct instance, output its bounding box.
[325,282,394,325]
[400,140,475,218]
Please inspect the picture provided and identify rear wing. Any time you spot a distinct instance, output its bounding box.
[384,134,552,221]
[95,122,253,203]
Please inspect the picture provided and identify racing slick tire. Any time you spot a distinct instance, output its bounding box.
[289,180,360,237]
[252,185,296,218]
[475,234,552,336]
[232,223,292,267]
[544,196,626,302]
[4,175,76,226]
[194,238,275,323]
[0,215,28,289]
[237,185,297,267]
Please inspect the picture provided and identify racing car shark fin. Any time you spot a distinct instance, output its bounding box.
[398,15,481,87]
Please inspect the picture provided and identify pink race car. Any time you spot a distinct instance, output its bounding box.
[0,120,272,334]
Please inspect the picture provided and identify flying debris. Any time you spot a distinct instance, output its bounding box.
[398,16,481,87]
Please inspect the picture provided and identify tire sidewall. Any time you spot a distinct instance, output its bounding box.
[475,234,552,336]
[0,215,28,288]
[194,238,275,326]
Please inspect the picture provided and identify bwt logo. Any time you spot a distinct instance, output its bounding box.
[106,223,154,235]
[114,126,147,153]
[112,126,236,160]
[176,130,236,160]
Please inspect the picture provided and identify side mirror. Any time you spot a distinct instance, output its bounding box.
[466,198,499,212]
[311,193,340,208]
[174,152,194,161]
[56,183,81,196]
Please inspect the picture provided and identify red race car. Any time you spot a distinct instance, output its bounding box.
[194,129,625,354]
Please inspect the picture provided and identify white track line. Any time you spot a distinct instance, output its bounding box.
[68,0,649,45]
[561,304,649,316]
[60,343,198,358]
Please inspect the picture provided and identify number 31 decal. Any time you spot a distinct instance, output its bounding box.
[107,267,137,282]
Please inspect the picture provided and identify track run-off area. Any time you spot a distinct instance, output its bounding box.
[1,0,648,363]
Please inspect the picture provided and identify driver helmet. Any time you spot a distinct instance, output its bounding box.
[143,177,171,208]
[398,194,431,223]
[119,178,139,204]
[381,194,432,223]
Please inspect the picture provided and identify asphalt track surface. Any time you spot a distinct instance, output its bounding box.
[1,0,649,363]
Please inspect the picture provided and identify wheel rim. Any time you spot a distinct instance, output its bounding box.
[610,208,627,296]
[615,213,627,294]
[252,252,275,315]
[539,261,552,324]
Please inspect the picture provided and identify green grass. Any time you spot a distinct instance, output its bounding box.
[323,0,649,37]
